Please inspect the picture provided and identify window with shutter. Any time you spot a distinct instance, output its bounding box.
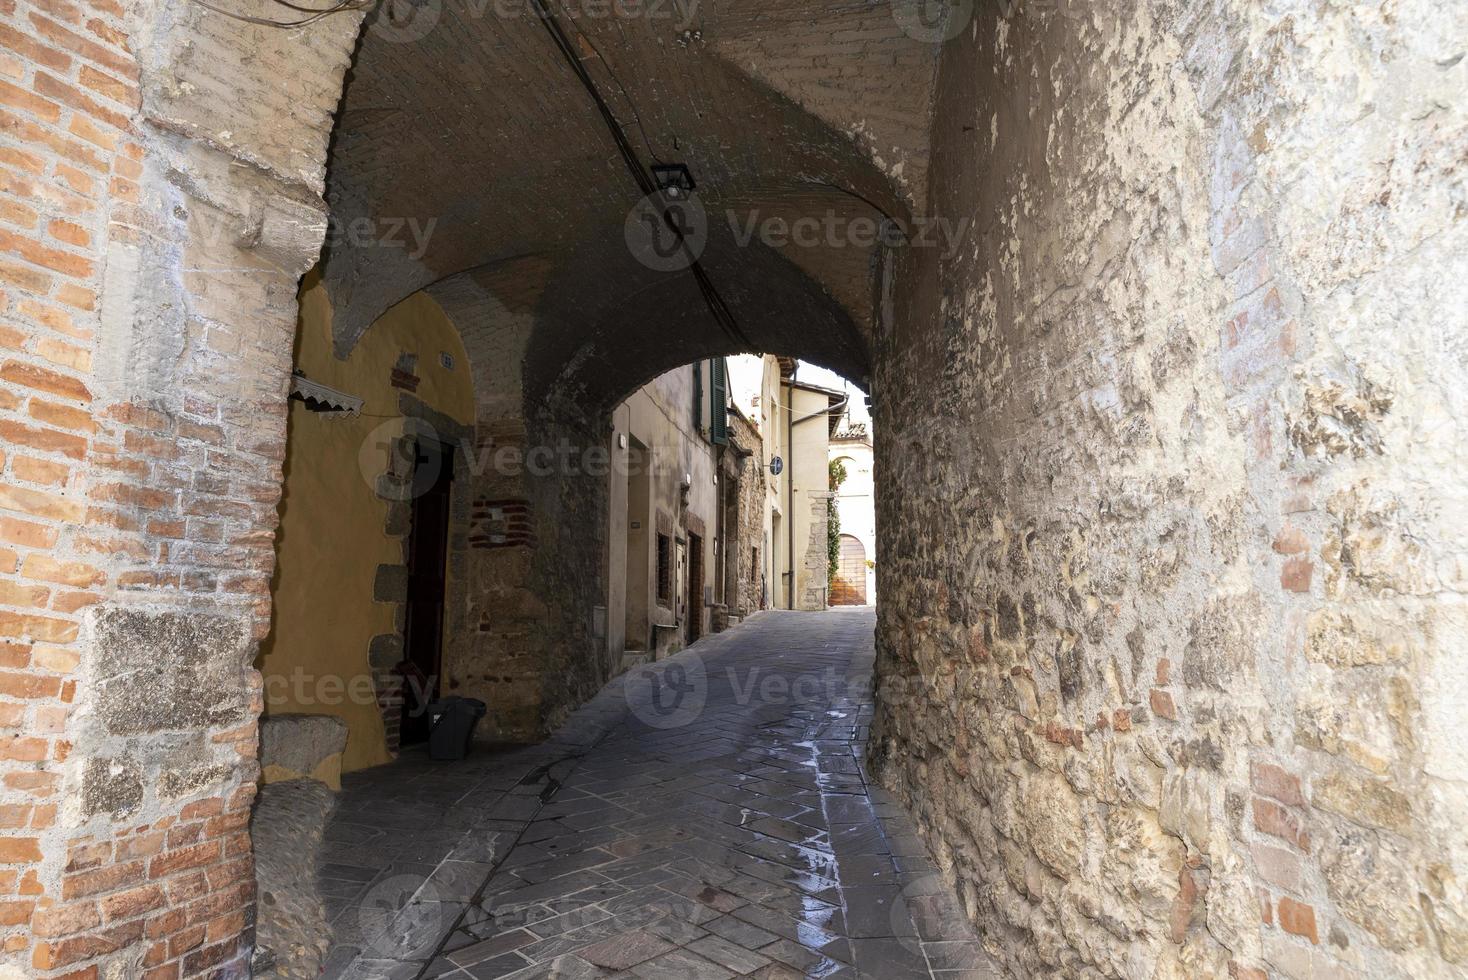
[711,357,729,445]
[692,360,703,430]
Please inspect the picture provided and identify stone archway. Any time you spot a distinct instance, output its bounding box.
[0,1,1463,978]
[317,0,943,742]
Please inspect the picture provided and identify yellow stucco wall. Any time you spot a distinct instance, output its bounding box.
[258,271,473,774]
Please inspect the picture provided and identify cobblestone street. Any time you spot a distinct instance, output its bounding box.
[316,609,1001,979]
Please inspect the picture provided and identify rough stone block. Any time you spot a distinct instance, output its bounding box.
[90,607,252,736]
[373,564,408,603]
[259,714,348,791]
[1312,770,1412,835]
[250,779,337,978]
[367,633,403,670]
[1320,827,1426,952]
[79,757,143,819]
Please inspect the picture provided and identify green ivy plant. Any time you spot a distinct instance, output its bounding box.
[828,458,848,590]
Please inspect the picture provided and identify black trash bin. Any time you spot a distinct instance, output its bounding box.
[427,697,487,761]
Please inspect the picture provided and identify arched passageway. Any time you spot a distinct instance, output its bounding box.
[0,0,1463,978]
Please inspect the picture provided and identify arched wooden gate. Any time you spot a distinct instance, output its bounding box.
[831,534,868,605]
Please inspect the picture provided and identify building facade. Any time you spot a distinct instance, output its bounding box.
[754,357,844,612]
[606,357,761,664]
[829,424,876,606]
[260,343,768,775]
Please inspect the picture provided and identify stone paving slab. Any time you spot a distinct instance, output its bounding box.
[317,609,1005,979]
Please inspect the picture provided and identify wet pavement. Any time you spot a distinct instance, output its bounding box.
[316,608,1003,979]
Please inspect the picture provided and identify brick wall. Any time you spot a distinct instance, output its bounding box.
[0,0,361,973]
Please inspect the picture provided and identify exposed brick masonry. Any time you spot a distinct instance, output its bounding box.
[0,0,362,973]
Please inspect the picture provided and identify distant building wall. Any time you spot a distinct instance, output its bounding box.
[729,410,766,620]
[830,433,876,605]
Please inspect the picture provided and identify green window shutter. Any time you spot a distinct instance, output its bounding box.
[711,358,729,446]
[693,361,703,430]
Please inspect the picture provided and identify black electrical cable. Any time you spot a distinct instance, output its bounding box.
[804,178,909,240]
[528,0,756,352]
[185,0,369,28]
[552,4,665,165]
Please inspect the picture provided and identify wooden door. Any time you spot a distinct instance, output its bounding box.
[400,439,453,745]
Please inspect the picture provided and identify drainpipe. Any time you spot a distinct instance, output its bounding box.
[786,397,792,609]
[786,389,850,610]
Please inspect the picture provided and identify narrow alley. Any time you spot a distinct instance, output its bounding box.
[0,0,1463,977]
[314,609,998,979]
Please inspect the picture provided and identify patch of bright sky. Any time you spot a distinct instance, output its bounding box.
[726,355,871,433]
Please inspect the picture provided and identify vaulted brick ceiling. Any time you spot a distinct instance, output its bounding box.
[320,0,937,412]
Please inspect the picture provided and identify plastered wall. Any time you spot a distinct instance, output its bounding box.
[259,272,472,774]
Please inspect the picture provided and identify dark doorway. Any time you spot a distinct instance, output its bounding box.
[687,532,704,645]
[400,439,454,745]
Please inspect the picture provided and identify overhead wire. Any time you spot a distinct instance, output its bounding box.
[552,6,665,165]
[189,0,757,354]
[527,0,757,352]
[184,0,370,29]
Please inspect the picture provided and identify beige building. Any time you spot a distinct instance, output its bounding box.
[607,358,763,663]
[754,357,846,612]
[830,423,876,606]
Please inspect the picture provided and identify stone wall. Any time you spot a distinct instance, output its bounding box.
[731,411,767,619]
[870,3,1467,979]
[801,491,833,612]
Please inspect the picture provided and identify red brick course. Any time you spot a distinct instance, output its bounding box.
[0,0,346,969]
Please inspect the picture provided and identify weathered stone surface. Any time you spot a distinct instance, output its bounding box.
[1295,672,1411,775]
[1313,771,1413,835]
[252,779,337,979]
[373,564,409,603]
[158,763,233,800]
[1018,773,1085,878]
[79,757,144,819]
[368,633,403,670]
[1320,827,1426,952]
[867,3,1468,979]
[260,714,349,790]
[1304,607,1411,668]
[1181,594,1263,693]
[91,608,252,736]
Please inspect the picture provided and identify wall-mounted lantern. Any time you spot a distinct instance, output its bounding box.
[652,163,696,201]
